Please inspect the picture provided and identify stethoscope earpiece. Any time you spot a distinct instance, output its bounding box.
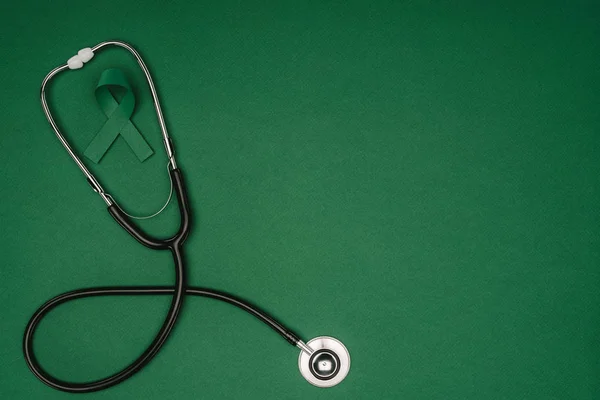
[298,336,350,388]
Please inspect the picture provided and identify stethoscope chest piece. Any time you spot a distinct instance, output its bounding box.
[298,336,350,388]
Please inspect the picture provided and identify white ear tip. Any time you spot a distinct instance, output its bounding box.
[78,47,94,63]
[67,47,93,70]
[67,55,83,70]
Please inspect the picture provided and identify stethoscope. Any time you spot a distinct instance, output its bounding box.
[24,40,350,393]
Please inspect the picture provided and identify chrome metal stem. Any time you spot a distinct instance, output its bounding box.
[296,340,314,356]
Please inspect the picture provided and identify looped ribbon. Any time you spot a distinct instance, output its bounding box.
[84,68,153,163]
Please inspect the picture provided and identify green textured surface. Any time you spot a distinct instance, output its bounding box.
[1,1,599,399]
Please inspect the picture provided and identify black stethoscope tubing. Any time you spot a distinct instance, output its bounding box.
[25,41,304,393]
[23,168,301,393]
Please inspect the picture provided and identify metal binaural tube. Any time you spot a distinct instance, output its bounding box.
[40,40,178,206]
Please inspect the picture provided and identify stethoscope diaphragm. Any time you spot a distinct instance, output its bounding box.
[298,336,350,388]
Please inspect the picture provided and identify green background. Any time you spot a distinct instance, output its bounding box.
[1,1,599,399]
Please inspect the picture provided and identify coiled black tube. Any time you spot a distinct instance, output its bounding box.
[23,169,300,393]
[23,281,301,393]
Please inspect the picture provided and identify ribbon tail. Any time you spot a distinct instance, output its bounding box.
[84,120,121,163]
[120,121,154,162]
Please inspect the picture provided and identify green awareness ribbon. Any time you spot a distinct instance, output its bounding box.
[84,68,153,163]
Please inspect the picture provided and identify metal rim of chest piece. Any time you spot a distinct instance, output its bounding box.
[298,336,351,388]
